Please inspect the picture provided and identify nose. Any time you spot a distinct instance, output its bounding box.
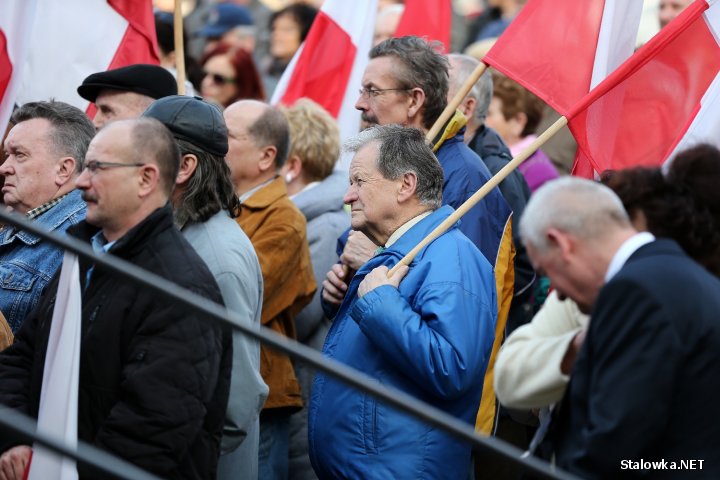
[343,185,358,205]
[0,158,12,177]
[75,168,91,189]
[355,93,368,112]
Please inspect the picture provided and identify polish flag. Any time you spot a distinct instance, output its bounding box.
[570,0,720,176]
[10,0,158,119]
[394,0,452,50]
[483,0,644,116]
[0,0,38,134]
[27,253,83,480]
[271,0,378,144]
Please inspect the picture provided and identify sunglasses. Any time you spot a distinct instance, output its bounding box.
[204,71,236,85]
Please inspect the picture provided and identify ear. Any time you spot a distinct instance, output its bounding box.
[510,112,528,137]
[281,154,303,182]
[459,96,477,119]
[406,87,427,121]
[137,164,161,198]
[55,157,77,187]
[546,227,574,262]
[397,171,418,204]
[176,153,198,186]
[258,145,278,173]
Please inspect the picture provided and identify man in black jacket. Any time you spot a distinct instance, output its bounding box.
[0,118,231,480]
[521,177,720,479]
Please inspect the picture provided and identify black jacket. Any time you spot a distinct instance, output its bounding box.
[0,204,232,480]
[548,239,720,479]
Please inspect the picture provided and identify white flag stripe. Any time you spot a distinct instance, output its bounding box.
[16,0,127,110]
[28,253,82,480]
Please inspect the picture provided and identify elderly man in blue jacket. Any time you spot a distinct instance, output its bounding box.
[310,125,497,479]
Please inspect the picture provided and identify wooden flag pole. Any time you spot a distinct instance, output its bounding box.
[388,115,569,277]
[174,0,186,96]
[425,62,488,145]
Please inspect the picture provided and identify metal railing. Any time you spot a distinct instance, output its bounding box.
[0,209,576,480]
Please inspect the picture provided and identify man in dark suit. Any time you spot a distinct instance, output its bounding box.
[519,177,720,479]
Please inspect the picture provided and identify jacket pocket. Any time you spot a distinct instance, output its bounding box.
[0,262,42,330]
[362,394,378,454]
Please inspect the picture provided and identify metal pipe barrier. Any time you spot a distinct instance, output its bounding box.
[0,209,577,480]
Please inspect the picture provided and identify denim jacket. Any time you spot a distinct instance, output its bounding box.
[0,189,86,332]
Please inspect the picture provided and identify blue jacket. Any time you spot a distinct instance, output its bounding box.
[0,189,86,332]
[309,206,497,479]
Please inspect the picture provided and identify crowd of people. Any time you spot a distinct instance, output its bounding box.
[1,0,717,479]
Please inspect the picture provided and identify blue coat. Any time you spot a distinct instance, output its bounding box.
[309,206,497,479]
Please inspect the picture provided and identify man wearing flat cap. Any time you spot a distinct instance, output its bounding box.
[143,95,268,480]
[77,63,177,129]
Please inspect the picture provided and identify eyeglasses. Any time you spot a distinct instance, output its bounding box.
[358,87,411,98]
[83,161,146,173]
[204,71,236,85]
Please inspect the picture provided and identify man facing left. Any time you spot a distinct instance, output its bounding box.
[0,101,93,332]
[0,118,231,480]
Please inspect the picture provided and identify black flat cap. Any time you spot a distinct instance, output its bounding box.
[77,64,178,102]
[142,95,228,157]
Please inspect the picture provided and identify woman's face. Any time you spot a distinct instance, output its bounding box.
[201,54,238,107]
[270,14,302,62]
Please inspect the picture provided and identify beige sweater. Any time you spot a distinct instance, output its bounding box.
[494,290,589,409]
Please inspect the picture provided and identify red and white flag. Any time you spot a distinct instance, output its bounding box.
[483,0,643,116]
[10,0,158,121]
[0,0,38,135]
[570,0,720,176]
[271,0,378,145]
[394,0,451,50]
[27,253,83,480]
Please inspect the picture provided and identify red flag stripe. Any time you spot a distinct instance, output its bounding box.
[394,0,451,50]
[0,30,12,105]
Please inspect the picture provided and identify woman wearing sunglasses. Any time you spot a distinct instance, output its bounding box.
[201,42,265,108]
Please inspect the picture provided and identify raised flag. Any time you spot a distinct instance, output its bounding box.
[27,253,83,480]
[394,0,452,50]
[570,0,720,176]
[12,0,159,118]
[271,0,378,144]
[483,0,643,116]
[0,0,38,134]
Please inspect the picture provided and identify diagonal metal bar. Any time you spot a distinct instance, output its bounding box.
[0,209,576,480]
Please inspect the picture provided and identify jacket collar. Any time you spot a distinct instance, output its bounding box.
[0,189,86,246]
[241,176,287,210]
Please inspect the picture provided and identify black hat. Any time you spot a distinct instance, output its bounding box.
[142,95,228,157]
[77,64,178,103]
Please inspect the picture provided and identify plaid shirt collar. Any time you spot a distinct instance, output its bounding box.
[26,192,70,220]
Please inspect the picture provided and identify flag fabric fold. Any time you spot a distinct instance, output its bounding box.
[271,0,378,144]
[27,253,83,480]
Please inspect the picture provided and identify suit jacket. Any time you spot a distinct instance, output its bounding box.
[549,239,720,479]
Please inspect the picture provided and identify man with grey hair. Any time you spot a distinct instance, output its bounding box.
[520,177,720,478]
[312,125,497,479]
[0,100,93,332]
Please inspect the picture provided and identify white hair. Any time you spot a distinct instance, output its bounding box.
[519,177,630,251]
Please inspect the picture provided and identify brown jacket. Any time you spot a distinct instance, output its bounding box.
[236,177,316,411]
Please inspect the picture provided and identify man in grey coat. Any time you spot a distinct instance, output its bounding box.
[143,96,268,480]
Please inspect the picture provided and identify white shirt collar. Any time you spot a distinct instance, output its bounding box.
[605,232,655,282]
[385,211,433,248]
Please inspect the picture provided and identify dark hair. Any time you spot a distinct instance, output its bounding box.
[270,3,318,43]
[201,42,265,106]
[173,138,240,226]
[155,13,204,91]
[344,125,444,209]
[11,100,95,171]
[603,145,720,276]
[130,118,180,196]
[369,36,449,130]
[248,105,290,168]
[491,71,545,137]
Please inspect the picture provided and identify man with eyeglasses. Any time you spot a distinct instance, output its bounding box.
[0,117,232,480]
[331,36,514,438]
[0,100,93,333]
[77,64,177,130]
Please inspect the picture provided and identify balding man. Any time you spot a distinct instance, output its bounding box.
[77,64,177,129]
[0,101,93,332]
[521,178,720,478]
[224,100,315,479]
[0,118,231,480]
